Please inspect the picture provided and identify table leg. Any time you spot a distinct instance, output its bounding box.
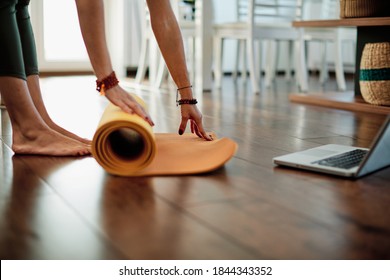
[195,0,214,95]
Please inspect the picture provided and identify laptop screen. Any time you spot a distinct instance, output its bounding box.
[357,116,390,177]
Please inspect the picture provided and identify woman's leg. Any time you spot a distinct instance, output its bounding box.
[15,0,91,144]
[0,0,90,155]
[26,75,91,144]
[0,0,27,79]
[0,77,90,156]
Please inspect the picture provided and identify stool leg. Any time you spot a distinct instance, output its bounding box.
[135,37,149,84]
[295,33,308,92]
[213,36,223,89]
[334,35,347,91]
[0,93,5,108]
[155,55,168,88]
[247,38,261,94]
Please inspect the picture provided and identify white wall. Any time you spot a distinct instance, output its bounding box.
[124,0,143,69]
[104,0,126,77]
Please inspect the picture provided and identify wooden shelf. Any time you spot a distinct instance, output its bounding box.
[290,17,390,114]
[293,17,390,28]
[289,92,390,115]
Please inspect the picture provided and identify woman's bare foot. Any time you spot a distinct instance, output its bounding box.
[1,77,90,156]
[45,120,92,145]
[25,75,91,145]
[12,127,91,156]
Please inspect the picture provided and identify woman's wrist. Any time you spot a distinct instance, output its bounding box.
[96,71,119,95]
[176,85,194,106]
[178,88,193,99]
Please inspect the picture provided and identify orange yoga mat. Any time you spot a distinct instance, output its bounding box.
[92,95,237,176]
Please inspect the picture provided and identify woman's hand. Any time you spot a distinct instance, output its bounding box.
[179,104,213,141]
[104,85,154,127]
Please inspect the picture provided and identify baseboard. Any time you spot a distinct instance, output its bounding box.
[39,71,94,77]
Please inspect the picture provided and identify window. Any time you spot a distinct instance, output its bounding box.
[42,0,88,61]
[30,0,91,71]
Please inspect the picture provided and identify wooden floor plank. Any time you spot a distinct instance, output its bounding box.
[0,143,126,259]
[13,154,256,259]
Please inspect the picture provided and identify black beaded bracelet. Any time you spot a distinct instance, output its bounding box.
[177,98,198,106]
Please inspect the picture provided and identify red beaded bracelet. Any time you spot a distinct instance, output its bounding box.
[96,71,119,95]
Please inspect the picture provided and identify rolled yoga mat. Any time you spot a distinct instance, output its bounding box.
[92,95,238,176]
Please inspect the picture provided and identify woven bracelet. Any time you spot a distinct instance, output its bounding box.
[176,85,195,106]
[96,71,119,95]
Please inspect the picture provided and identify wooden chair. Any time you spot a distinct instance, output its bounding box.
[134,2,156,85]
[134,0,197,88]
[154,0,197,88]
[213,0,308,93]
[301,0,356,91]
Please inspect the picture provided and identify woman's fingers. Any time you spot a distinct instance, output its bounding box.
[179,105,213,141]
[190,119,195,134]
[193,119,213,141]
[178,116,189,135]
[125,98,155,126]
[191,120,203,139]
[105,86,155,127]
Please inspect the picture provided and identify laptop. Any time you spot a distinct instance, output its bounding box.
[273,116,390,178]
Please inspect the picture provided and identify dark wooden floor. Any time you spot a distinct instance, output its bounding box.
[1,74,389,260]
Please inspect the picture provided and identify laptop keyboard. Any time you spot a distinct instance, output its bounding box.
[312,149,368,169]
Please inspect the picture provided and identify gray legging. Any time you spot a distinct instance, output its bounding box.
[0,0,39,80]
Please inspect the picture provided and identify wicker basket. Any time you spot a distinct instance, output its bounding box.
[340,0,390,18]
[359,42,390,106]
